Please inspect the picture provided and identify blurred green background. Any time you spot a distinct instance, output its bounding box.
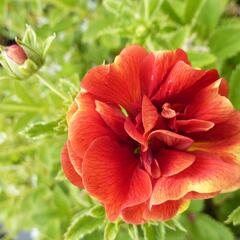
[0,0,240,239]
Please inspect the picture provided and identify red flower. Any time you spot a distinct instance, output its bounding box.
[61,45,240,224]
[5,44,27,64]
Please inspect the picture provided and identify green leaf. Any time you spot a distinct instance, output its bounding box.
[64,215,104,240]
[197,0,228,34]
[229,64,240,109]
[184,0,202,23]
[53,186,71,217]
[183,213,234,240]
[104,222,119,240]
[226,206,240,226]
[209,26,240,60]
[21,120,59,139]
[187,51,216,68]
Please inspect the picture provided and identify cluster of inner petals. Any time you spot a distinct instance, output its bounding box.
[62,45,240,224]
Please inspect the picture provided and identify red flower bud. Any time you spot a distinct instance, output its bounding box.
[5,44,27,65]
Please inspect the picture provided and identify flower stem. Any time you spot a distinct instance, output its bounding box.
[35,74,69,102]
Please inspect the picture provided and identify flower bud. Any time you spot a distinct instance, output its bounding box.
[5,44,27,65]
[0,25,55,80]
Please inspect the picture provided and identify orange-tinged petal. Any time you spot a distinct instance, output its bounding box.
[156,149,195,176]
[61,144,83,188]
[82,136,152,221]
[144,199,189,221]
[149,130,193,150]
[151,151,240,205]
[184,80,234,124]
[142,95,158,133]
[81,45,148,113]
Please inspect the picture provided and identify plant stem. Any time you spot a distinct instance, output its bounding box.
[35,74,69,102]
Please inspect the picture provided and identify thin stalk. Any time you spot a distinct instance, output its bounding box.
[35,74,69,102]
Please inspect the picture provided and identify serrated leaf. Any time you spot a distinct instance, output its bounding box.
[64,215,103,240]
[88,205,105,218]
[21,120,59,139]
[226,206,240,226]
[104,222,119,240]
[209,26,240,60]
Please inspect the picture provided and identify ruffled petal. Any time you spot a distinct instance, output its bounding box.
[176,119,215,133]
[81,45,148,113]
[95,100,127,140]
[122,202,147,224]
[141,49,190,97]
[144,199,189,221]
[156,149,195,176]
[149,130,193,150]
[151,151,240,205]
[142,95,159,133]
[68,93,115,158]
[184,80,234,124]
[82,136,152,221]
[61,144,83,188]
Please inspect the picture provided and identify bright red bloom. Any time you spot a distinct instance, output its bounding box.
[61,45,240,224]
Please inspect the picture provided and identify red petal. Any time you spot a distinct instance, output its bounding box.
[81,45,148,113]
[95,100,127,139]
[144,200,188,221]
[152,62,219,103]
[219,78,229,97]
[184,80,234,124]
[124,117,146,146]
[82,136,152,221]
[68,93,114,158]
[142,95,158,133]
[67,141,83,175]
[122,202,147,224]
[156,149,195,176]
[176,119,215,133]
[149,130,193,150]
[141,49,190,97]
[61,144,83,188]
[151,151,240,205]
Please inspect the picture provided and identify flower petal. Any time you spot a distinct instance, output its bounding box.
[184,80,234,124]
[82,136,152,221]
[151,151,240,205]
[142,95,159,133]
[149,130,193,150]
[141,49,190,97]
[68,93,114,158]
[81,45,148,113]
[95,100,127,139]
[152,61,219,103]
[144,200,189,221]
[176,119,215,133]
[124,117,146,146]
[122,202,147,224]
[156,149,195,176]
[61,144,83,188]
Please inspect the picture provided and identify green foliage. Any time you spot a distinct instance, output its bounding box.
[0,0,240,239]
